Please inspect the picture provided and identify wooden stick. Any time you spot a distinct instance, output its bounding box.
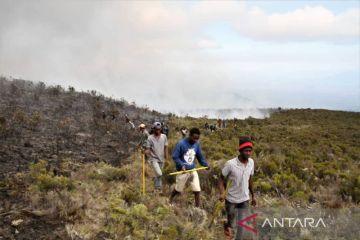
[142,152,146,194]
[168,166,208,176]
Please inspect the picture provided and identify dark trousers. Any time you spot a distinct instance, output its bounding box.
[225,200,250,240]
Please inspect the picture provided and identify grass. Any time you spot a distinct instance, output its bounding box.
[168,109,360,205]
[22,109,359,239]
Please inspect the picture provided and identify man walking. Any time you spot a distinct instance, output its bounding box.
[218,136,256,240]
[169,128,209,208]
[138,123,149,150]
[125,114,135,129]
[161,122,169,137]
[145,122,168,192]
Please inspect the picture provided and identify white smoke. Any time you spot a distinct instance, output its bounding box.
[0,1,359,112]
[172,108,271,119]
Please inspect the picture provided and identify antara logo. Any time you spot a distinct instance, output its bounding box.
[237,213,327,233]
[237,213,258,233]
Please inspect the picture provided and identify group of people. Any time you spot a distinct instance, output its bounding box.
[204,118,227,132]
[138,121,256,239]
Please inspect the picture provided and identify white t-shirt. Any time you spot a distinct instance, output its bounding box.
[146,134,168,162]
[222,157,254,203]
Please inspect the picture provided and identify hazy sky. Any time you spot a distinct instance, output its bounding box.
[0,0,359,112]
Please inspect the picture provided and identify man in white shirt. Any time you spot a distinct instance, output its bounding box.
[145,122,168,192]
[218,136,256,240]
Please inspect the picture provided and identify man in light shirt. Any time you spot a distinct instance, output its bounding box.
[218,136,256,240]
[145,122,168,192]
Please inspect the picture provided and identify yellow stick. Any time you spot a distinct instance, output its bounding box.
[142,152,146,195]
[168,166,208,175]
[138,150,141,193]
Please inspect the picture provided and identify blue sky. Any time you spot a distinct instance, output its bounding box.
[246,0,359,13]
[193,1,360,111]
[0,0,359,113]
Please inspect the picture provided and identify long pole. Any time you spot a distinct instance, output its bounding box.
[168,166,208,176]
[137,150,141,193]
[142,152,146,195]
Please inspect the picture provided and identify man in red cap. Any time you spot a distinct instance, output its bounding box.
[218,136,256,239]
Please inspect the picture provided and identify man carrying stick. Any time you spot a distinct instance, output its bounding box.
[169,128,210,208]
[218,136,256,240]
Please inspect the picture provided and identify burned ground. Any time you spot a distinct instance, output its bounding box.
[0,77,165,239]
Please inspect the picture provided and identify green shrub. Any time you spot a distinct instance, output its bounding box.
[88,163,129,181]
[29,160,48,179]
[121,186,141,204]
[29,160,74,192]
[13,109,27,124]
[339,174,360,203]
[273,173,304,196]
[256,180,272,192]
[161,226,179,240]
[28,111,42,129]
[36,174,74,191]
[130,204,150,221]
[292,191,306,200]
[261,160,278,177]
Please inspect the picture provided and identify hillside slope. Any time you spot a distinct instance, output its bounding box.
[0,77,165,239]
[0,77,165,178]
[0,77,359,239]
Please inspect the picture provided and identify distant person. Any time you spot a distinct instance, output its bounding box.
[162,122,169,137]
[138,123,149,150]
[217,119,222,128]
[210,124,216,132]
[125,114,135,129]
[102,111,106,120]
[222,119,227,128]
[145,122,168,192]
[218,136,256,240]
[169,128,210,208]
[180,127,188,138]
[128,121,135,129]
[205,122,209,130]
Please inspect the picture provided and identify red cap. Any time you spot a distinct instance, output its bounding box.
[239,142,253,150]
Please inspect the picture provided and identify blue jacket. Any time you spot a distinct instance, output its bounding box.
[172,138,208,170]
